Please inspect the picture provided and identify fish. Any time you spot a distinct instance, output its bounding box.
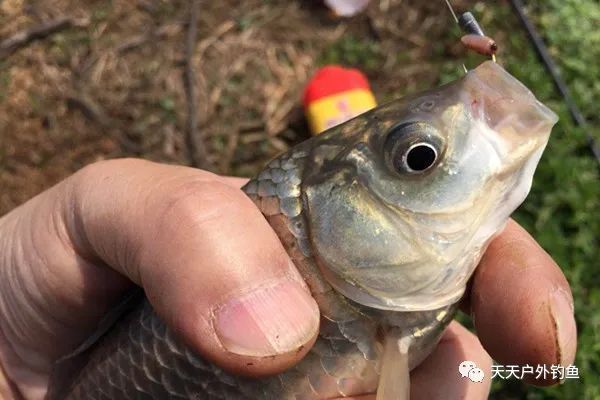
[46,61,558,400]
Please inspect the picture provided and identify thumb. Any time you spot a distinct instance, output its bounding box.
[67,159,321,376]
[0,158,319,396]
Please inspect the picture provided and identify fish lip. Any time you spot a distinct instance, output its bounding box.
[462,62,557,175]
[465,61,558,138]
[467,61,558,119]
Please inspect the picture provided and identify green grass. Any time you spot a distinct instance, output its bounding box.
[457,2,599,399]
[532,0,600,141]
[318,34,383,73]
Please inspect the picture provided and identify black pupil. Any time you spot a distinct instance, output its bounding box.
[406,144,436,171]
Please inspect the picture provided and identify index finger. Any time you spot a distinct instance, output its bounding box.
[467,219,577,385]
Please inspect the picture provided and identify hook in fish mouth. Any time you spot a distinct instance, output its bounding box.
[464,61,557,152]
[458,61,557,181]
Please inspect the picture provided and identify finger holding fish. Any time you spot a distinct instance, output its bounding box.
[467,220,577,386]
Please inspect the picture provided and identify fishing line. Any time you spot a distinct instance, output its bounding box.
[443,0,497,72]
[443,0,459,23]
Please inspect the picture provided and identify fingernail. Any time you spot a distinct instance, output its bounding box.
[550,289,577,367]
[214,279,319,357]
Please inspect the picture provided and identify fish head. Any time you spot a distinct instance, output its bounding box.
[302,61,558,311]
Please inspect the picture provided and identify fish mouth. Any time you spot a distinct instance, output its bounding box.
[462,61,558,167]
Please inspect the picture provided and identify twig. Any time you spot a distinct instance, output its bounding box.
[0,17,85,60]
[183,0,211,170]
[66,94,110,127]
[219,125,240,173]
[115,24,181,54]
[197,20,236,58]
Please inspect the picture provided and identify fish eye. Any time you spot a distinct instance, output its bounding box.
[405,143,437,172]
[384,122,444,175]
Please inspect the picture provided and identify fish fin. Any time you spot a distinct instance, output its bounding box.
[45,287,145,400]
[376,331,411,400]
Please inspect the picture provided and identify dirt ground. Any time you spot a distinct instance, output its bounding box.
[0,0,489,215]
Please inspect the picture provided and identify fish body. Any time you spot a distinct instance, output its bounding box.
[48,61,557,399]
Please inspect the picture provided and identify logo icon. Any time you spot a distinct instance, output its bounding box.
[468,367,485,382]
[459,360,485,383]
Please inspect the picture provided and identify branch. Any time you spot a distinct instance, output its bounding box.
[182,0,212,170]
[115,24,180,54]
[0,17,86,60]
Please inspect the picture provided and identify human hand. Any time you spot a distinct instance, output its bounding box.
[0,159,576,400]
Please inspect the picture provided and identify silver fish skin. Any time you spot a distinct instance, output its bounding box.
[47,61,557,400]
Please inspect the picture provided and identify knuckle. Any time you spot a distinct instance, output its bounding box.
[154,179,250,234]
[76,157,136,177]
[72,158,145,192]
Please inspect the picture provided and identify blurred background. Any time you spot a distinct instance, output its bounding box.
[0,0,598,398]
